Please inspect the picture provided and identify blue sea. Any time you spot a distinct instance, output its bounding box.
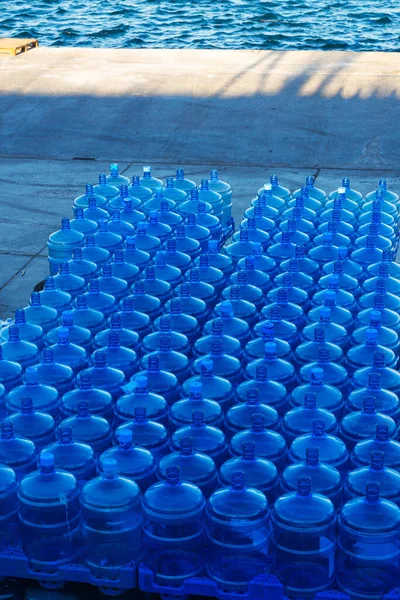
[2,0,400,51]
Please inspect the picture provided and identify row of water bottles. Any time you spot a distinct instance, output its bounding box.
[0,169,399,599]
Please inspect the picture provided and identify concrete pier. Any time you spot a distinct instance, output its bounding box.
[0,47,399,317]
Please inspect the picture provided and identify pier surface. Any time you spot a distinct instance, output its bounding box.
[0,47,399,316]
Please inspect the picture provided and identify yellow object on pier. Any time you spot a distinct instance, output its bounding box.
[0,38,39,56]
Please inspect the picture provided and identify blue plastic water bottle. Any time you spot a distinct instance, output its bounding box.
[147,210,173,243]
[49,327,88,373]
[184,213,212,249]
[133,274,168,318]
[351,423,400,471]
[261,288,306,330]
[61,371,114,422]
[219,441,279,502]
[74,182,108,210]
[281,447,342,510]
[162,176,188,206]
[23,292,59,334]
[238,242,278,278]
[294,326,343,368]
[289,418,348,473]
[82,234,110,269]
[328,177,362,204]
[245,320,291,361]
[115,406,169,462]
[0,421,36,480]
[70,295,106,336]
[80,457,142,578]
[128,174,153,202]
[307,290,354,331]
[94,313,140,353]
[153,250,183,287]
[173,225,201,259]
[70,207,98,236]
[224,388,279,437]
[43,425,96,484]
[312,274,357,313]
[34,348,74,397]
[68,248,98,283]
[274,258,313,293]
[1,309,44,349]
[58,399,112,455]
[235,364,288,415]
[0,463,18,548]
[115,297,152,339]
[142,465,206,585]
[91,330,138,379]
[47,217,85,275]
[93,219,123,254]
[245,341,296,390]
[108,209,135,240]
[80,350,126,400]
[317,260,360,298]
[166,283,208,326]
[229,414,287,471]
[93,174,119,203]
[271,476,336,595]
[181,358,234,411]
[1,325,39,370]
[83,195,109,225]
[144,188,175,215]
[157,436,218,498]
[337,482,400,598]
[169,382,223,431]
[173,168,197,199]
[339,396,397,449]
[345,451,400,506]
[281,392,337,443]
[346,328,396,375]
[195,319,242,359]
[356,293,400,334]
[107,163,130,187]
[347,372,400,421]
[352,349,400,393]
[110,249,140,286]
[83,279,117,319]
[39,275,73,314]
[142,316,190,357]
[299,347,350,394]
[267,273,309,310]
[141,337,190,384]
[204,301,251,346]
[192,338,242,384]
[98,264,129,302]
[206,470,270,591]
[254,306,299,348]
[123,236,151,271]
[115,375,168,425]
[140,165,163,192]
[171,410,227,466]
[18,451,80,568]
[6,366,60,419]
[280,244,319,280]
[99,428,156,491]
[7,397,55,449]
[222,272,264,312]
[135,354,180,405]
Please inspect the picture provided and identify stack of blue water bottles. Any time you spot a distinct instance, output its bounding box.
[0,165,399,600]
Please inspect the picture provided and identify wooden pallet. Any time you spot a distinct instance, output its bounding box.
[0,38,39,56]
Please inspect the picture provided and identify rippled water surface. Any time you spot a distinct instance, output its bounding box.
[2,0,400,51]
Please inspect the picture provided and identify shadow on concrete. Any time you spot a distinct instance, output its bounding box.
[0,49,399,170]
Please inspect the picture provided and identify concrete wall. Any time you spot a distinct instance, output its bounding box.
[0,48,399,316]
